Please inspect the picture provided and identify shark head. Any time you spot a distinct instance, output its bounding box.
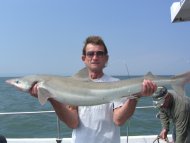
[5,75,41,92]
[6,78,33,92]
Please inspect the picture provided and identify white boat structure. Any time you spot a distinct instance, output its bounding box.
[171,0,190,22]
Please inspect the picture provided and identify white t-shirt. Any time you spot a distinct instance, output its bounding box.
[72,75,125,143]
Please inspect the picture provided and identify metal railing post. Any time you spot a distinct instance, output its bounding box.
[56,117,62,143]
[126,119,130,143]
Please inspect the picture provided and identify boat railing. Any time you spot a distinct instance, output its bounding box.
[0,106,156,143]
[0,110,62,143]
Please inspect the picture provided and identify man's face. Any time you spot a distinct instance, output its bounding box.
[82,43,108,72]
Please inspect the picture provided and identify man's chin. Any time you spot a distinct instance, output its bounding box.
[90,66,101,72]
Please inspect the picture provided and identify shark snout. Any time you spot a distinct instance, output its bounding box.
[5,79,14,85]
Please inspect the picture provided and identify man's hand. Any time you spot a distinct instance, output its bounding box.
[141,79,157,96]
[159,128,168,140]
[29,83,38,98]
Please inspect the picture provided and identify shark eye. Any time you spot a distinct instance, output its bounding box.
[16,80,20,84]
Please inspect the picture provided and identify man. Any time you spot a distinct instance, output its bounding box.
[0,135,7,143]
[30,36,157,143]
[152,86,190,143]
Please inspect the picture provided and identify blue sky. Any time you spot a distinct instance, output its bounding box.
[0,0,189,77]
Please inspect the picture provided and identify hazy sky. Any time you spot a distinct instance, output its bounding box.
[0,0,189,77]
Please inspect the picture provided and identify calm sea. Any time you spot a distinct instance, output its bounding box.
[0,76,190,138]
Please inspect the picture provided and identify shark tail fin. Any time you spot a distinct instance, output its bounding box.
[171,71,190,96]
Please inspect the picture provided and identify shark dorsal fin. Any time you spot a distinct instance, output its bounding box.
[72,67,90,81]
[144,72,156,80]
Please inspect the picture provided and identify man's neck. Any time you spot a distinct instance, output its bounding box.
[89,72,104,79]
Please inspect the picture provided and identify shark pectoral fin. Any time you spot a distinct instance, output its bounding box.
[37,87,52,105]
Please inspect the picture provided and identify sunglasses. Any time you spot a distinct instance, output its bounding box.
[86,51,105,58]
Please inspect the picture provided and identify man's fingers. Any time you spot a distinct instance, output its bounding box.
[142,80,157,96]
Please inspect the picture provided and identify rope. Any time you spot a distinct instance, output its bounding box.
[153,135,170,143]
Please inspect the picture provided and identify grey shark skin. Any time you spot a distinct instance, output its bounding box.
[5,68,190,106]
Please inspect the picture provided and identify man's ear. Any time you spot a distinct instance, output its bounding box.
[105,55,109,62]
[82,55,85,61]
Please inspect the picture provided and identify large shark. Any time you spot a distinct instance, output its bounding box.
[5,68,190,106]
